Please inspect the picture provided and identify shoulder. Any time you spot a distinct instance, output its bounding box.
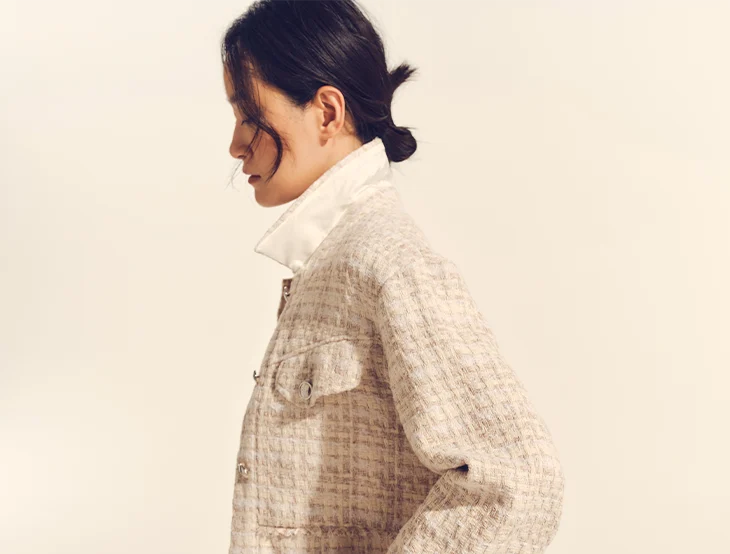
[335,183,458,291]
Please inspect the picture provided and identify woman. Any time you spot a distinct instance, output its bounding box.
[221,2,564,553]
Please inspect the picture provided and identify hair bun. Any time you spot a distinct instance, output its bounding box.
[381,123,417,163]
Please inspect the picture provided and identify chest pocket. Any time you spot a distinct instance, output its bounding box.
[273,338,367,408]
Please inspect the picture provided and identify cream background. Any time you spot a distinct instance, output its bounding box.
[2,1,728,552]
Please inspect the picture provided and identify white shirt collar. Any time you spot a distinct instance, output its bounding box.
[254,136,392,275]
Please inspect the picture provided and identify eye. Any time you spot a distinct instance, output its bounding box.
[240,118,250,126]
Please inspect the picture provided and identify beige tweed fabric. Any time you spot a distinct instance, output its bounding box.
[229,139,564,553]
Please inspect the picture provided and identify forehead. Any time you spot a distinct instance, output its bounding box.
[223,68,236,102]
[223,67,265,98]
[223,69,288,122]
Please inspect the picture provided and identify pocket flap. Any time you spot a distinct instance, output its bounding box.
[274,338,366,408]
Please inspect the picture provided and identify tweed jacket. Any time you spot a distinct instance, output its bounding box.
[229,137,565,553]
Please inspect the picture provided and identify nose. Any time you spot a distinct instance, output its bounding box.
[229,128,252,160]
[229,140,245,161]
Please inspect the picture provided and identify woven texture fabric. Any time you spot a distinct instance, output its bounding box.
[230,150,564,553]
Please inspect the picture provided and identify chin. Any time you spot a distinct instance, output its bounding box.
[254,190,283,208]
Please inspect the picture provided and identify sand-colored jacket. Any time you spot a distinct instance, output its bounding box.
[228,137,565,553]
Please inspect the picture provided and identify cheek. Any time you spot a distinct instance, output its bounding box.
[254,136,277,165]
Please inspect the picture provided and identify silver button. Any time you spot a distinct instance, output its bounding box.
[299,380,312,400]
[237,462,249,479]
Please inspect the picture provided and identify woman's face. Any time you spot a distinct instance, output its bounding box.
[223,67,359,208]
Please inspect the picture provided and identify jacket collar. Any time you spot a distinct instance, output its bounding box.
[254,136,392,274]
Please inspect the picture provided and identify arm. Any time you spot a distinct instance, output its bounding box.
[375,255,565,553]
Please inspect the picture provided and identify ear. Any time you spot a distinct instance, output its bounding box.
[313,85,347,137]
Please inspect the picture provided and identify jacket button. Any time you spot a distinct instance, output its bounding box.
[237,462,249,479]
[253,369,259,383]
[299,380,312,400]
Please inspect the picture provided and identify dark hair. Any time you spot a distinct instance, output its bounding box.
[221,0,418,184]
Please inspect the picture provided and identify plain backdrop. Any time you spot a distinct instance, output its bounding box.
[2,1,729,552]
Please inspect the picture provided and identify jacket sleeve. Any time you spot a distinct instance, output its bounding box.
[374,255,565,554]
